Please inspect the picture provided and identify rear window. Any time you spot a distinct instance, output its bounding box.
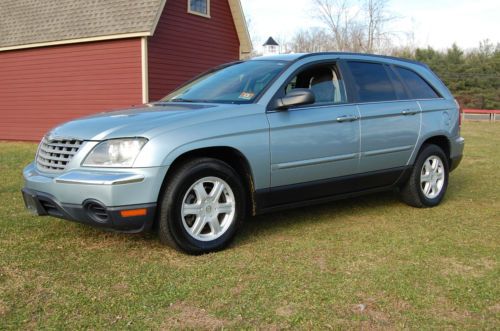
[395,66,440,99]
[347,61,398,102]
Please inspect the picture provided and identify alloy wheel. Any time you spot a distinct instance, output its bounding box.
[181,177,236,242]
[420,155,445,199]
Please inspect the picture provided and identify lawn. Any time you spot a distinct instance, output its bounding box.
[0,121,498,330]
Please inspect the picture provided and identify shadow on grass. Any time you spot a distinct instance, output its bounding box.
[63,190,400,249]
[62,175,470,250]
[236,170,473,245]
[236,190,400,244]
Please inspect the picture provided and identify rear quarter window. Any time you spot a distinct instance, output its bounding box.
[347,61,398,103]
[395,66,440,99]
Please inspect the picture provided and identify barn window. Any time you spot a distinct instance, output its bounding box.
[188,0,210,18]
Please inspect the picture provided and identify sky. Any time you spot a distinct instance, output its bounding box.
[240,0,500,51]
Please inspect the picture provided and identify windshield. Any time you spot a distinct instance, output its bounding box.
[162,60,288,104]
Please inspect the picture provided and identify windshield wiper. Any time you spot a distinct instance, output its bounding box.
[170,98,195,103]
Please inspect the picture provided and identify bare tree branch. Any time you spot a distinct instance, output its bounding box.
[305,0,398,53]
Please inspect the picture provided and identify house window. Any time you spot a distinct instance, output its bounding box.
[188,0,210,18]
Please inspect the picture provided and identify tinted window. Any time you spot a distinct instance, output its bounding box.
[386,66,409,100]
[395,67,440,99]
[285,64,347,105]
[347,61,397,102]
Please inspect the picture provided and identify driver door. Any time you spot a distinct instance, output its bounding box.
[265,62,360,205]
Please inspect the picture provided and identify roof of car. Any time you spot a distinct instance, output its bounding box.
[252,52,426,67]
[252,53,307,61]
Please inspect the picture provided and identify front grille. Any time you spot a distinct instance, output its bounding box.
[36,138,83,173]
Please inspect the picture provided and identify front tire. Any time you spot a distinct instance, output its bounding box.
[400,144,449,208]
[158,158,246,254]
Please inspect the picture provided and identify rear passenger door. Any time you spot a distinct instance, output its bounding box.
[345,61,421,175]
[392,65,449,132]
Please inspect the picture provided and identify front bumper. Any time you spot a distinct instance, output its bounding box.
[22,188,156,232]
[22,163,169,232]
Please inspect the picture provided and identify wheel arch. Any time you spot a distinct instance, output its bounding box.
[415,135,451,165]
[158,146,258,218]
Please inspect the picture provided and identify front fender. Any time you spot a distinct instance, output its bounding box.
[135,111,271,190]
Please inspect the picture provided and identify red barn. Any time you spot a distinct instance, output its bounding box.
[0,0,251,141]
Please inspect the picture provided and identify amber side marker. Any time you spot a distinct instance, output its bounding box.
[120,208,147,218]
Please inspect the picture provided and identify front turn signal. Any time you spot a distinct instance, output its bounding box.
[120,209,147,218]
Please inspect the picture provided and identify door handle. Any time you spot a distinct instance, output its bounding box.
[401,109,418,116]
[336,115,359,122]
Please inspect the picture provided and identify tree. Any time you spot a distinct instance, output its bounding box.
[363,0,394,52]
[311,0,396,52]
[289,28,334,53]
[312,0,362,51]
[409,42,500,109]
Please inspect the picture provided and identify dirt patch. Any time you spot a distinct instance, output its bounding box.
[230,283,245,296]
[0,266,30,292]
[441,258,475,275]
[161,302,226,330]
[0,299,8,317]
[258,324,281,331]
[439,257,496,278]
[393,299,411,311]
[339,249,390,275]
[275,303,295,318]
[350,298,392,328]
[314,256,329,272]
[432,297,473,322]
[111,281,130,293]
[488,302,500,313]
[477,257,496,271]
[347,292,415,330]
[244,321,282,331]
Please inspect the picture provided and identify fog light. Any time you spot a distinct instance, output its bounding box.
[84,200,109,224]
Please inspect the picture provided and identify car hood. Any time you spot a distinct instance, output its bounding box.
[46,103,228,141]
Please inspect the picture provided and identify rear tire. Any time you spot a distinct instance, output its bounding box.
[158,158,246,254]
[400,144,449,208]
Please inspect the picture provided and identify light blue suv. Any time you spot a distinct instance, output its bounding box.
[22,53,464,254]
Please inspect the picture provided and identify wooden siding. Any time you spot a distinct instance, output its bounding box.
[148,0,240,101]
[0,38,143,141]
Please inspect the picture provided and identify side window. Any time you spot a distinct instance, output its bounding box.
[188,0,210,17]
[285,64,347,105]
[395,67,440,99]
[386,66,409,100]
[347,61,398,102]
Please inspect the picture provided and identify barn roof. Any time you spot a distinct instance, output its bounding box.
[0,0,252,54]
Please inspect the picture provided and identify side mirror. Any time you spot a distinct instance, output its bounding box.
[273,89,315,110]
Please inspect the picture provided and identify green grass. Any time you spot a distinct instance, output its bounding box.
[1,121,499,330]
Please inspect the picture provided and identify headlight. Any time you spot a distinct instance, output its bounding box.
[82,138,148,167]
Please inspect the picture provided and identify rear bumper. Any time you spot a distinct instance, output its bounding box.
[22,188,156,232]
[450,136,465,172]
[450,155,463,172]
